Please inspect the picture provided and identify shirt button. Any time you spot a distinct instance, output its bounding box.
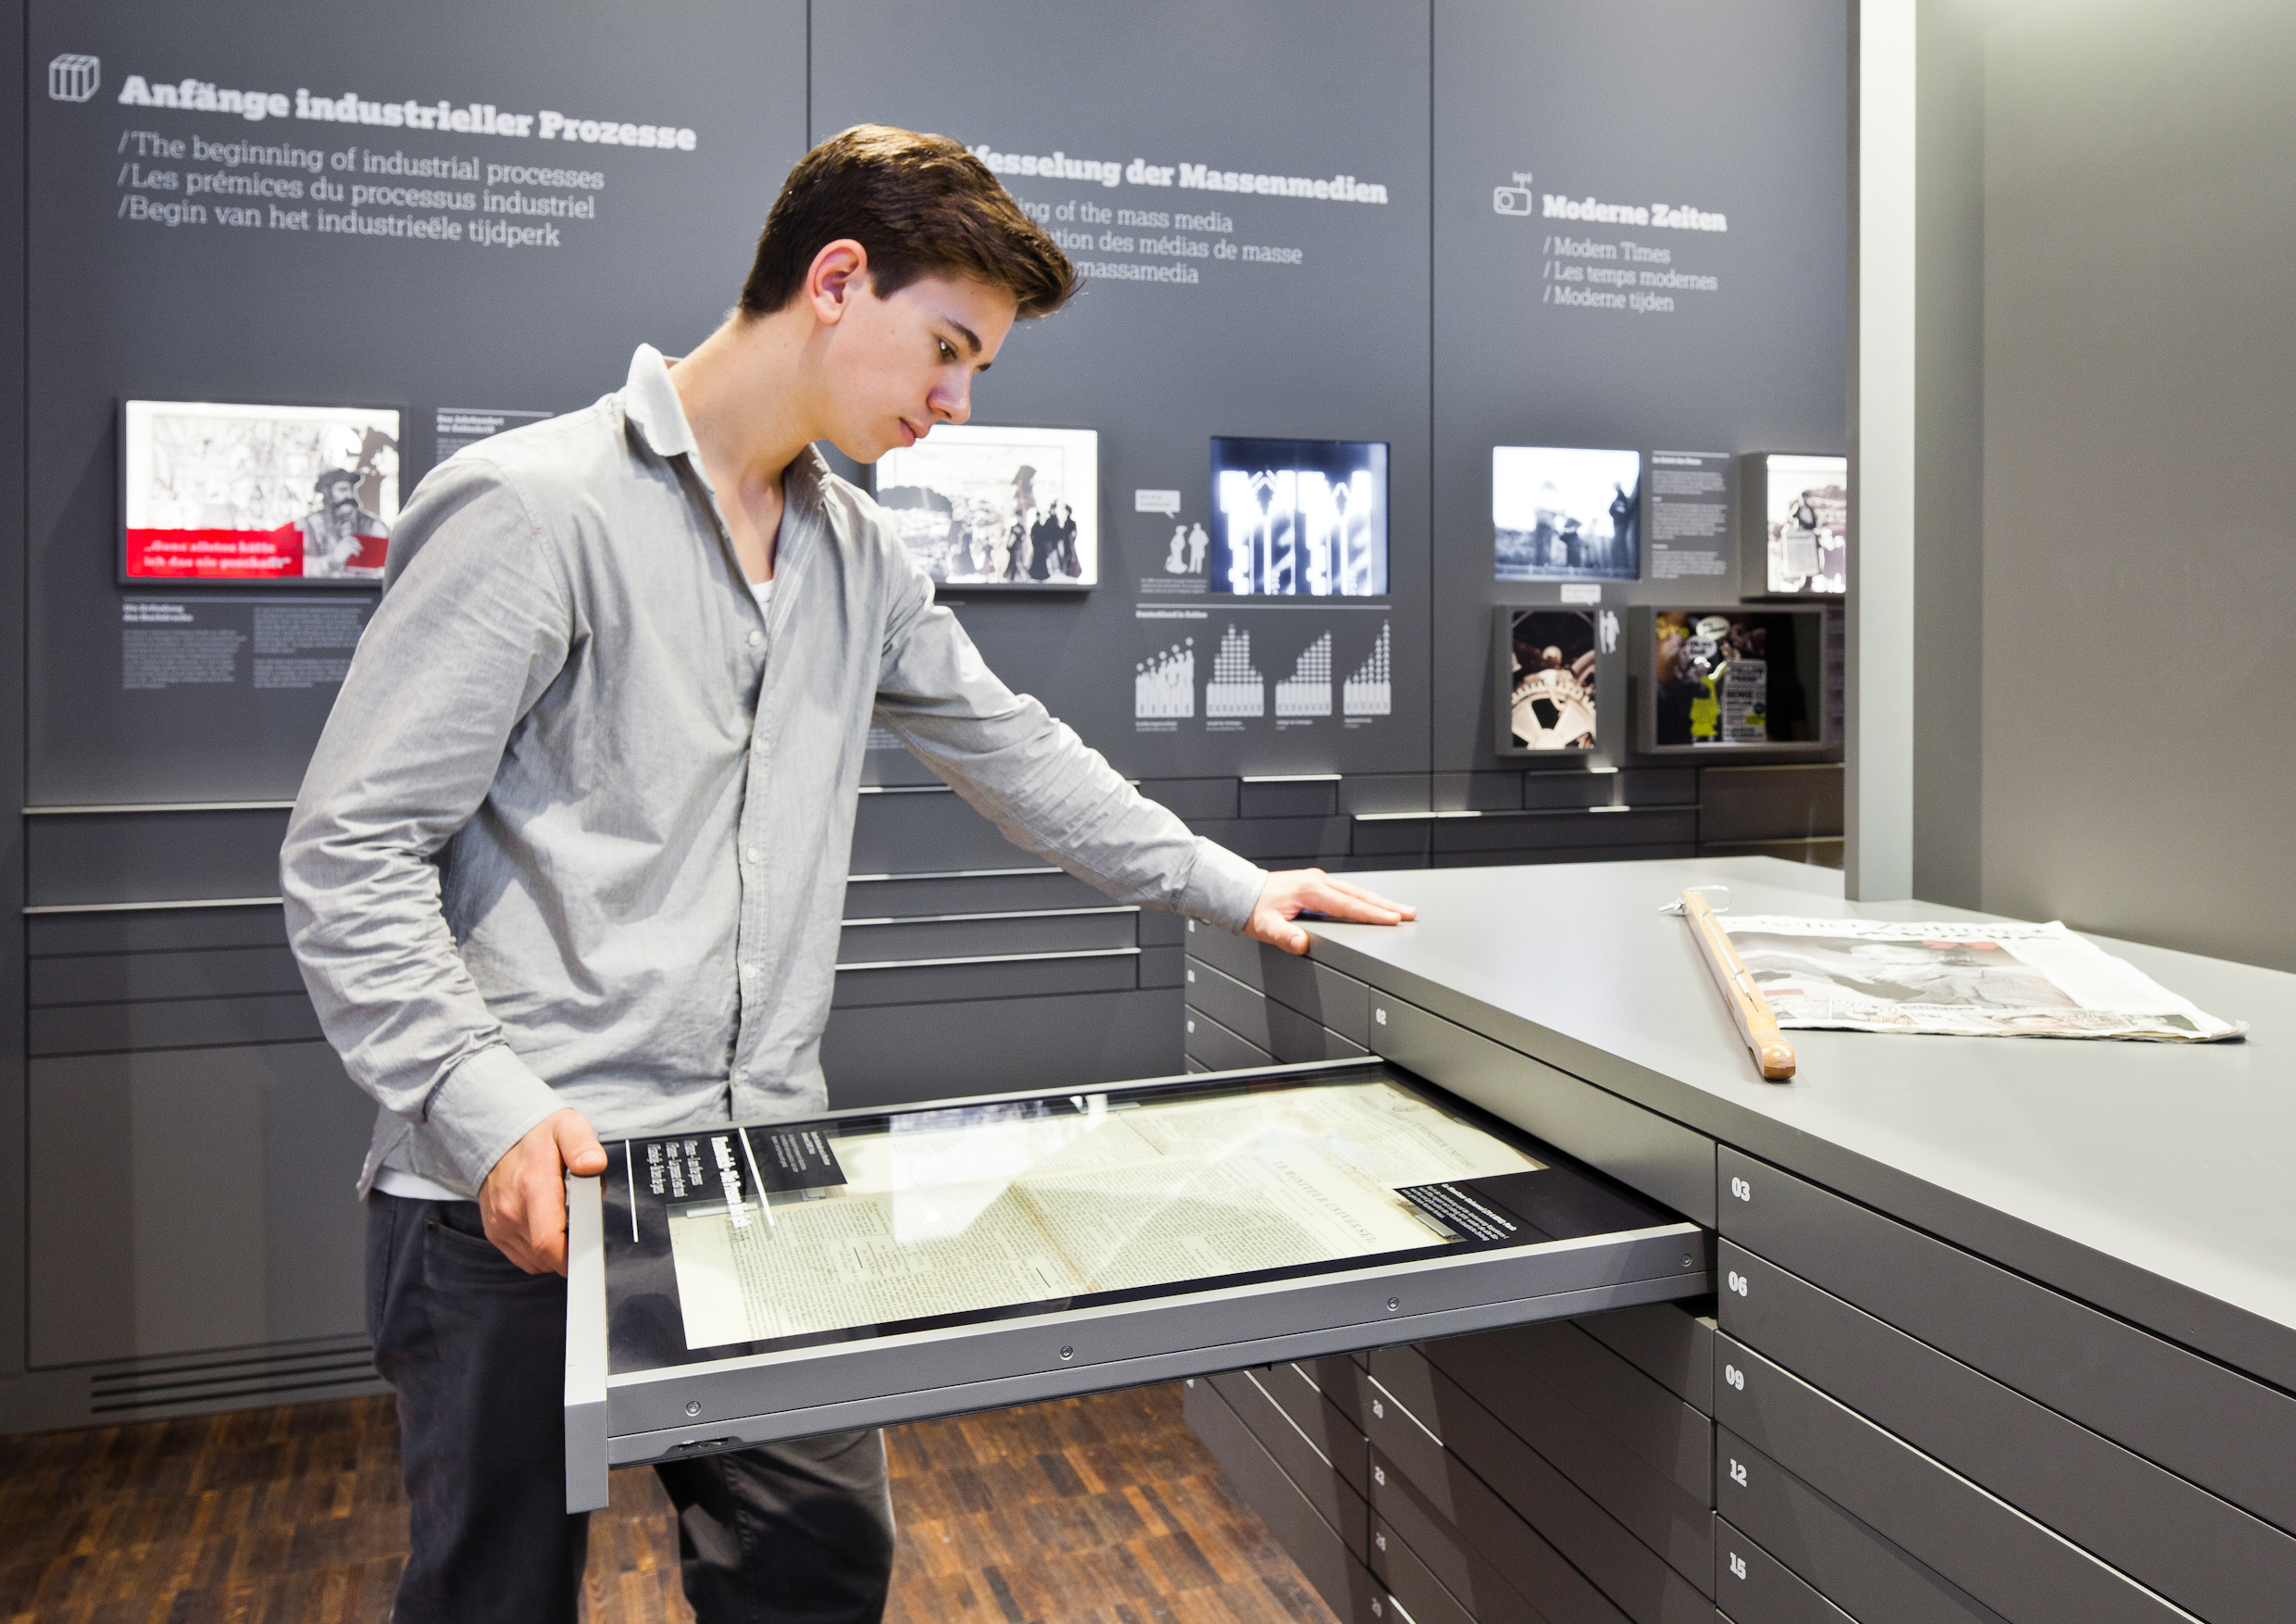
[743,846,761,864]
[740,964,755,978]
[747,630,763,648]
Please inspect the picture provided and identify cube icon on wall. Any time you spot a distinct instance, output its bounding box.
[48,54,101,103]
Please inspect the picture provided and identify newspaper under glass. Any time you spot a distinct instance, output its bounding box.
[667,1081,1541,1352]
[1718,916,2244,1043]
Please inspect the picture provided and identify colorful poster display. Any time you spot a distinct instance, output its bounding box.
[121,400,400,584]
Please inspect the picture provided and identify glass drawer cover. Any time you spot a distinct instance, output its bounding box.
[600,1064,1671,1376]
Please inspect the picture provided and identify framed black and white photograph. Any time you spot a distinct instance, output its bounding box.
[1492,445,1641,581]
[119,399,401,586]
[1208,437,1389,597]
[1493,606,1599,754]
[1750,453,1847,595]
[871,423,1098,589]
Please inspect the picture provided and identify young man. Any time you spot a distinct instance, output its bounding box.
[281,124,1414,1624]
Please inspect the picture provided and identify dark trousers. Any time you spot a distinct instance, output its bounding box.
[368,1193,895,1623]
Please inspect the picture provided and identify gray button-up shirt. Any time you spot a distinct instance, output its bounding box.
[282,345,1267,1199]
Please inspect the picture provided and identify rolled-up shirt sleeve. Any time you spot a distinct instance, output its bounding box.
[870,557,1268,933]
[281,459,575,1193]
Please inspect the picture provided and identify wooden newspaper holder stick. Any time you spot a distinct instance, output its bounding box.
[1679,888,1797,1081]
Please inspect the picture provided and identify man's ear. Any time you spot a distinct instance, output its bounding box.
[806,239,870,326]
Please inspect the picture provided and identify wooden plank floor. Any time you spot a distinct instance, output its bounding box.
[0,1383,1340,1624]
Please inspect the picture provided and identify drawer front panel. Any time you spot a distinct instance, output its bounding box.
[1209,1368,1368,1558]
[1715,1517,1855,1624]
[1185,959,1367,1063]
[1411,1337,1715,1591]
[1716,1429,2008,1624]
[1714,1334,2186,1624]
[1719,1241,2296,1624]
[1261,1363,1370,1499]
[1378,1363,1714,1624]
[1181,918,1374,1043]
[1371,995,1716,1226]
[1182,1008,1274,1072]
[1718,1146,2296,1537]
[1370,1442,1633,1624]
[1368,1511,1486,1624]
[1183,1378,1379,1624]
[1582,1303,1716,1415]
[1443,1319,1714,1498]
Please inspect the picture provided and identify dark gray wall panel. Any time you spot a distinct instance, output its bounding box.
[811,0,1433,784]
[29,1042,370,1367]
[828,949,1136,1010]
[1718,1241,2296,1624]
[31,992,326,1057]
[1696,766,1843,843]
[840,868,1098,918]
[1241,779,1341,819]
[1428,809,1696,856]
[834,907,1139,965]
[26,0,808,806]
[31,943,304,1005]
[28,807,291,907]
[1978,0,2296,969]
[847,790,1023,875]
[820,986,1181,1110]
[29,902,290,956]
[1719,1146,2296,1539]
[1431,0,1848,773]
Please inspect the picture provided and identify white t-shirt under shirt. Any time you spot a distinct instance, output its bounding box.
[375,572,779,1206]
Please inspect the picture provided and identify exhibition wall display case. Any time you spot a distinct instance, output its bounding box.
[0,0,1847,1431]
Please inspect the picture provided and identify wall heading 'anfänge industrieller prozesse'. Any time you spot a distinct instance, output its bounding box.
[110,72,696,149]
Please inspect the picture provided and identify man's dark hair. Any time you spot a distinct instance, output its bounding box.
[740,125,1078,320]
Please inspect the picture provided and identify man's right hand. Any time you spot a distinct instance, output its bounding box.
[479,1107,609,1275]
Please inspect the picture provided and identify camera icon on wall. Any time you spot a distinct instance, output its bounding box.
[1492,184,1535,218]
[48,54,101,102]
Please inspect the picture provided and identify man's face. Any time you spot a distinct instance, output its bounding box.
[320,479,358,524]
[827,271,1017,464]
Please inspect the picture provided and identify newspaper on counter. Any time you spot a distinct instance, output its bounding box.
[1717,917,2244,1042]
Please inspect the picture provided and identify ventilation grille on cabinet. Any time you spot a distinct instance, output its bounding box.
[86,1337,382,1415]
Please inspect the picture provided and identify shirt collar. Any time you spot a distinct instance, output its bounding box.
[621,343,831,513]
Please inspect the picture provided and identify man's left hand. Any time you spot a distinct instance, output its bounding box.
[1246,869,1417,956]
